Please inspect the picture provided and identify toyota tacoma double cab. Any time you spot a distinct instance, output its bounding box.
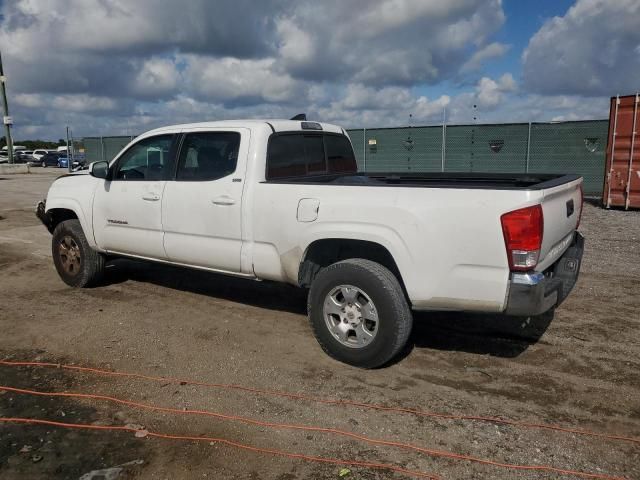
[36,119,584,368]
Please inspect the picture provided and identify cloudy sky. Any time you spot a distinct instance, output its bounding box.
[0,0,639,140]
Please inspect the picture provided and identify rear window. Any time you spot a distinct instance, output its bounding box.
[266,133,357,180]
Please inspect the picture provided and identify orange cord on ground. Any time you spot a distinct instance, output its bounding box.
[0,385,629,480]
[0,417,441,480]
[1,359,637,446]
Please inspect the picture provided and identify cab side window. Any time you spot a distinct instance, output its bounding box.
[176,132,240,181]
[114,135,174,181]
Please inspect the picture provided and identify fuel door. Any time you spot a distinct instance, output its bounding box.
[297,198,320,222]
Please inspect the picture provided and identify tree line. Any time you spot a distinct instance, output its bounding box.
[1,137,72,150]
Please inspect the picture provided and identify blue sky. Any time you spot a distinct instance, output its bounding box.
[0,0,638,139]
[416,0,579,100]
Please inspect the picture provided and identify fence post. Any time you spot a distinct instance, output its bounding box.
[363,128,367,172]
[441,107,446,172]
[525,122,532,173]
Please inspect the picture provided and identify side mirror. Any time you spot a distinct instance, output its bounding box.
[89,161,109,179]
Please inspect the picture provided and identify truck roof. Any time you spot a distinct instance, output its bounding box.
[143,119,345,136]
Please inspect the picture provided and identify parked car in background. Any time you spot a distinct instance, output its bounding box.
[32,149,53,160]
[1,145,26,155]
[57,156,84,169]
[15,151,34,163]
[0,146,28,163]
[38,152,63,168]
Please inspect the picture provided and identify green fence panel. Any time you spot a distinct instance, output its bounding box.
[358,126,443,172]
[83,136,134,164]
[528,121,607,195]
[444,123,529,173]
[83,137,102,163]
[103,136,134,163]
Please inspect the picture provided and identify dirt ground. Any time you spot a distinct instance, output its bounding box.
[0,170,638,480]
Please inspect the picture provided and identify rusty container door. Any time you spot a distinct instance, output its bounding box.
[603,94,640,209]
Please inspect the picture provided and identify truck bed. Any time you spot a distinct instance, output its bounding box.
[266,172,581,190]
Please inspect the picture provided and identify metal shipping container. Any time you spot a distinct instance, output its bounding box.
[603,94,640,209]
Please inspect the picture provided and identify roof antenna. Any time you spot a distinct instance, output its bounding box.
[290,113,306,121]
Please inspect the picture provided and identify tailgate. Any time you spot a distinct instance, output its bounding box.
[536,176,583,271]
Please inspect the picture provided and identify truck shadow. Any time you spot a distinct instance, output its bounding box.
[104,259,553,360]
[104,259,309,315]
[405,310,555,359]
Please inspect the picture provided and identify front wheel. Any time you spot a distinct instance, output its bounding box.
[52,219,105,287]
[308,259,412,368]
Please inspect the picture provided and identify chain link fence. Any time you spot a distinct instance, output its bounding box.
[83,136,135,164]
[347,120,608,195]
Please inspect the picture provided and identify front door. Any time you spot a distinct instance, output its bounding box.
[162,128,249,272]
[93,133,176,259]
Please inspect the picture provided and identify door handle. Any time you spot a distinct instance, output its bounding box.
[212,196,236,206]
[142,194,160,201]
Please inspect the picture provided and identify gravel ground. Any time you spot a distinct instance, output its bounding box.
[0,170,638,480]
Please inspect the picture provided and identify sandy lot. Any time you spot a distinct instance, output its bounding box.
[0,170,638,480]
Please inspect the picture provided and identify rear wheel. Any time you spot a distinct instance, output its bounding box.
[41,160,46,168]
[52,219,105,287]
[308,259,412,368]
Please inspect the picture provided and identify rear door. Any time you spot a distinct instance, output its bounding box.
[93,133,176,259]
[161,128,249,272]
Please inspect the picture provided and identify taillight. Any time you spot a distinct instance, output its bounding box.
[577,183,584,229]
[501,205,544,271]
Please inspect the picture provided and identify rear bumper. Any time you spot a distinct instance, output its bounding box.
[505,232,584,316]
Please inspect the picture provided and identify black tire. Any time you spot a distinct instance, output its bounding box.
[308,259,412,368]
[52,219,105,287]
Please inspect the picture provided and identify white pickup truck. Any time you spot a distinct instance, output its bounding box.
[36,119,584,368]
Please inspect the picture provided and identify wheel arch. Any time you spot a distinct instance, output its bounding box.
[45,199,96,248]
[47,208,78,231]
[298,238,406,293]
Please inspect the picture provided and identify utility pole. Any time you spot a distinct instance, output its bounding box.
[0,51,14,164]
[441,106,446,172]
[66,126,72,172]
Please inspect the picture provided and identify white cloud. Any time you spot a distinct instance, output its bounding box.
[475,73,517,108]
[522,0,640,96]
[131,58,181,98]
[0,0,619,140]
[52,95,118,113]
[14,93,119,112]
[275,0,506,86]
[314,83,450,127]
[275,18,315,66]
[183,56,305,104]
[460,42,510,73]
